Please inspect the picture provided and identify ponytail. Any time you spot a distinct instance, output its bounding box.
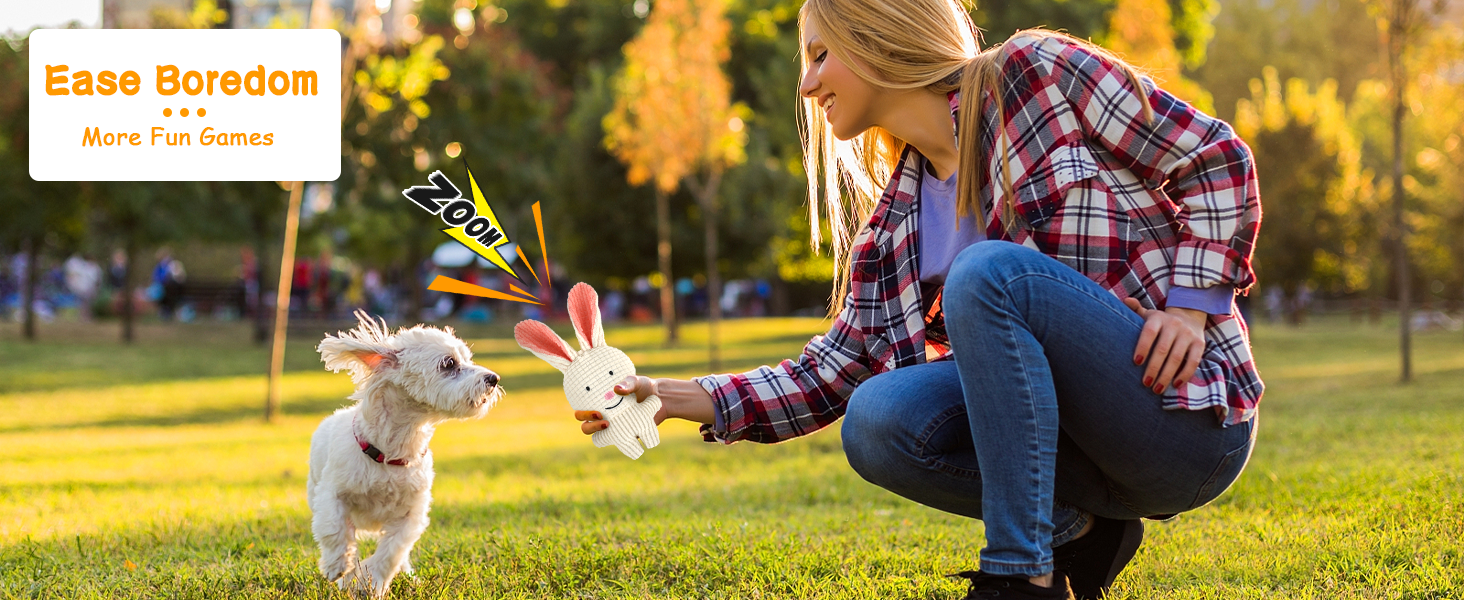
[953,48,1014,233]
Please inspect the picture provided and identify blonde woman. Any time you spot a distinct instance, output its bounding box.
[579,0,1262,598]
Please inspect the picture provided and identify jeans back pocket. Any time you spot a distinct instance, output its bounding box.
[1188,417,1258,510]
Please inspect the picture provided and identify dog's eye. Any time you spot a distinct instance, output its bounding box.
[440,357,457,371]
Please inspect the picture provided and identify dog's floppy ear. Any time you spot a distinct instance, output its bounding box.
[514,320,575,373]
[567,282,604,350]
[319,311,399,383]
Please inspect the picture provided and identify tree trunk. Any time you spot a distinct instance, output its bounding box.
[655,186,677,345]
[1389,0,1413,383]
[770,273,788,316]
[21,237,37,341]
[692,170,724,372]
[406,230,426,321]
[264,0,354,414]
[121,239,136,344]
[253,215,270,344]
[267,181,305,423]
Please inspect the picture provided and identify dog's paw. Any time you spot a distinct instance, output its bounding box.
[355,556,396,599]
[338,568,385,599]
[320,556,354,584]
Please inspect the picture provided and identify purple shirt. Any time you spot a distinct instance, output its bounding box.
[917,162,987,285]
[916,161,1233,313]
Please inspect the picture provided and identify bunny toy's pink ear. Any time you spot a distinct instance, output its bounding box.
[567,282,605,350]
[514,320,576,373]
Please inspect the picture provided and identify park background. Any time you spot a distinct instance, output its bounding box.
[1,0,1462,597]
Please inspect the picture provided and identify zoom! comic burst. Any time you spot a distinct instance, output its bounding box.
[402,167,552,305]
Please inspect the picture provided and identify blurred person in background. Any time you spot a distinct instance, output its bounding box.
[63,254,102,322]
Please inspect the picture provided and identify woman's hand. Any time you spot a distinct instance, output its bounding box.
[574,376,669,435]
[1123,298,1208,393]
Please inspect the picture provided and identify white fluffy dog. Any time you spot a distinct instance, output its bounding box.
[308,310,501,598]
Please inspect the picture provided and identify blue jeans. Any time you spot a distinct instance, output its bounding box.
[842,242,1256,577]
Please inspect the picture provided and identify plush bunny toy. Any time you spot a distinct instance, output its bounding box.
[514,283,661,459]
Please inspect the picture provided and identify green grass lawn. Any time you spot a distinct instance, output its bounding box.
[1,315,1461,599]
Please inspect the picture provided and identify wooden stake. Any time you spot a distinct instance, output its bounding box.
[266,181,304,422]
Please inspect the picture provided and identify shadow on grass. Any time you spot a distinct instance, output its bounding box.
[0,341,329,395]
[0,392,352,434]
[0,434,915,600]
[0,347,820,435]
[0,321,825,396]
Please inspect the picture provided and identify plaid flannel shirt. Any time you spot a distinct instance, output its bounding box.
[694,33,1263,444]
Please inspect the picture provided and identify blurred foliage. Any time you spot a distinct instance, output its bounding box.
[1190,0,1382,122]
[604,0,747,193]
[1406,22,1464,303]
[5,0,1462,318]
[148,0,231,29]
[328,30,453,317]
[1100,0,1215,113]
[1341,16,1464,304]
[0,43,84,257]
[1236,68,1376,299]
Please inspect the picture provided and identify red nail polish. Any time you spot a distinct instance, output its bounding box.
[1173,379,1183,388]
[601,423,609,430]
[1143,376,1152,387]
[1134,355,1144,365]
[1153,384,1163,394]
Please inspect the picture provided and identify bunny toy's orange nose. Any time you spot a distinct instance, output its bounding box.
[604,390,615,400]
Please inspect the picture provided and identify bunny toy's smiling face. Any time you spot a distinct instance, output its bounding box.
[562,346,637,416]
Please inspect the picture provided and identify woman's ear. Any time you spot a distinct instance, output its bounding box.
[567,283,605,350]
[514,320,575,372]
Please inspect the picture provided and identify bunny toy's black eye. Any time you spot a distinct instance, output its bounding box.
[440,357,457,371]
[609,370,614,376]
[585,386,591,391]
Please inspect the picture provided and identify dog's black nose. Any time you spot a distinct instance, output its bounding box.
[483,372,499,387]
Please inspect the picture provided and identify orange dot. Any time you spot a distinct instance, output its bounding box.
[197,108,206,117]
[163,108,172,117]
[180,108,190,117]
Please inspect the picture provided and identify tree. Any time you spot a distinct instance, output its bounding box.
[1235,68,1374,323]
[1100,0,1214,112]
[1406,22,1464,320]
[1361,12,1464,336]
[330,3,562,317]
[1191,0,1382,122]
[480,0,1226,319]
[267,0,389,422]
[86,181,198,343]
[331,33,452,325]
[1369,0,1444,382]
[604,0,747,355]
[0,36,87,342]
[1340,13,1462,322]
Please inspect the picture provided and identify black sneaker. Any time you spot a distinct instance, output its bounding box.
[1052,517,1144,599]
[949,570,1076,600]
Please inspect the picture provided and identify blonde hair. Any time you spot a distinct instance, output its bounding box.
[797,0,1154,314]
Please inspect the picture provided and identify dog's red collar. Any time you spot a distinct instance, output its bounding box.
[352,415,422,466]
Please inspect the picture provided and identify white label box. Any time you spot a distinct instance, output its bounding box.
[29,29,341,181]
